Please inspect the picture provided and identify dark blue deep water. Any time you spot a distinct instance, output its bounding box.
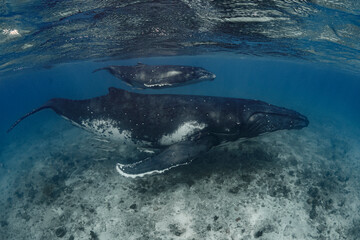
[1,1,360,239]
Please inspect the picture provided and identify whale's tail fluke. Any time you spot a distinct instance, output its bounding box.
[7,102,53,133]
[92,67,109,73]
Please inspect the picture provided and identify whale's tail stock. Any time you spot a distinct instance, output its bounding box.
[7,100,54,133]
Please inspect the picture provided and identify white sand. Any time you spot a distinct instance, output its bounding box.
[1,117,360,239]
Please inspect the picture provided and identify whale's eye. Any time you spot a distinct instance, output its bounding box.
[248,113,265,122]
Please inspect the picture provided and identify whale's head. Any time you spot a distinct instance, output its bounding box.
[242,101,309,137]
[193,67,216,82]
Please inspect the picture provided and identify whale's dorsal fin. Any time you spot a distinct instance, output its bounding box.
[108,87,134,97]
[108,87,125,95]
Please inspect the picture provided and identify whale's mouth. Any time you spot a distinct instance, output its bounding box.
[251,111,308,126]
[198,73,216,80]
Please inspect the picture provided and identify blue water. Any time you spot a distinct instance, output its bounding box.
[1,55,359,137]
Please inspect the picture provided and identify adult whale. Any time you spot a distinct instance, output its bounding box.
[93,63,216,89]
[8,88,309,178]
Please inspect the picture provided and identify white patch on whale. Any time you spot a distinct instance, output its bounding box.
[143,82,172,88]
[137,147,156,154]
[80,118,132,142]
[138,72,146,81]
[159,121,207,145]
[159,70,182,79]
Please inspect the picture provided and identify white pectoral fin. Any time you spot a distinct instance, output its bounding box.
[116,136,218,178]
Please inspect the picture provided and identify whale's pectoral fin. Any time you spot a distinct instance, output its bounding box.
[116,136,218,178]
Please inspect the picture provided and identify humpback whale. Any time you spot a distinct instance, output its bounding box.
[8,88,309,177]
[93,63,216,89]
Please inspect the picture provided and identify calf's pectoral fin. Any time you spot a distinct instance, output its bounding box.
[116,136,218,178]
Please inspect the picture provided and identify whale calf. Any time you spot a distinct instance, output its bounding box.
[8,88,309,177]
[93,63,216,89]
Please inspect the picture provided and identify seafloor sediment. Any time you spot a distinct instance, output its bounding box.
[0,118,360,240]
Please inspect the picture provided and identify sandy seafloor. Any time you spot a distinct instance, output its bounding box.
[1,112,360,240]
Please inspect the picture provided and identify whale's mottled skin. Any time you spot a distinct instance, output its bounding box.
[93,63,216,89]
[8,88,309,177]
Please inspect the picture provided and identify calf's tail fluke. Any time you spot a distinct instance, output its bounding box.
[7,104,52,133]
[92,67,108,73]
